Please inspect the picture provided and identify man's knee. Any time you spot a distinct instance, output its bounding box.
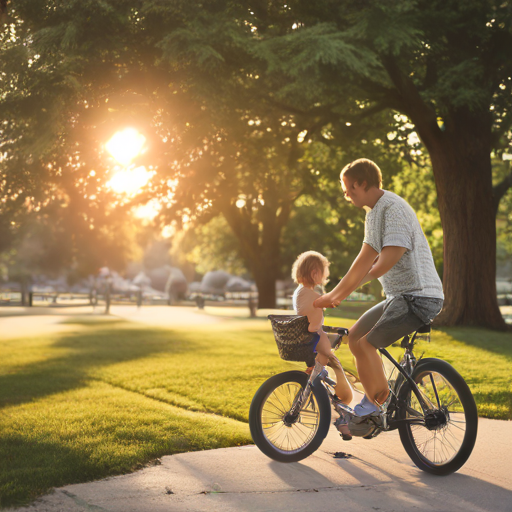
[348,331,365,355]
[359,336,378,354]
[349,334,377,356]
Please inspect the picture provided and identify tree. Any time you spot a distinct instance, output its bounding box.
[157,104,321,307]
[6,1,508,320]
[0,0,329,307]
[247,0,512,328]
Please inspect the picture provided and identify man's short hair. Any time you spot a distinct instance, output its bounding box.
[340,158,382,190]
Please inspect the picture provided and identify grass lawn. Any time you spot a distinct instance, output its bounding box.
[1,311,511,507]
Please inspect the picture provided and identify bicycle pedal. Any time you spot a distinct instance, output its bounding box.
[334,402,355,416]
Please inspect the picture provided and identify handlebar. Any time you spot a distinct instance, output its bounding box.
[322,325,349,337]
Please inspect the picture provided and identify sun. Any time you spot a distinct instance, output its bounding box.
[106,166,154,196]
[106,128,146,166]
[105,128,153,196]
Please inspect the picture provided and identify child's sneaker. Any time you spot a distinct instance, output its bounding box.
[353,394,380,417]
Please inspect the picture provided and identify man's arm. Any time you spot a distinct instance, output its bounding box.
[313,243,378,308]
[314,245,407,308]
[368,246,407,278]
[356,254,380,289]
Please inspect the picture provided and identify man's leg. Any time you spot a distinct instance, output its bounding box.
[350,296,425,407]
[327,354,353,404]
[349,335,389,405]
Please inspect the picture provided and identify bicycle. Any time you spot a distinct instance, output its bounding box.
[249,315,478,476]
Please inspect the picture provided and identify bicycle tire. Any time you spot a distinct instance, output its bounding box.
[249,371,331,463]
[398,358,478,475]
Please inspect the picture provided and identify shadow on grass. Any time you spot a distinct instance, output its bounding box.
[434,326,512,360]
[0,435,108,508]
[59,317,126,327]
[0,326,193,410]
[0,423,237,508]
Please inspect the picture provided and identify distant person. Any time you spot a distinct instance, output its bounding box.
[292,251,353,406]
[314,159,444,416]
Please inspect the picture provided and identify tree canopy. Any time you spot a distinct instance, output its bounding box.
[1,0,512,326]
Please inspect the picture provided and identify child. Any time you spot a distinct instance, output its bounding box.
[291,251,353,407]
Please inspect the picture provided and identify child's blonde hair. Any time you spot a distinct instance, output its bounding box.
[292,251,330,287]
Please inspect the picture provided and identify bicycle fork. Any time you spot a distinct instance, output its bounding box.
[288,362,327,417]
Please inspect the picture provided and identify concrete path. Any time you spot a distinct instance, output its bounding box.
[0,305,232,339]
[0,305,288,339]
[9,418,512,512]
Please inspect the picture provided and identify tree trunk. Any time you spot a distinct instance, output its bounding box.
[422,112,507,329]
[249,214,282,309]
[222,204,286,309]
[252,264,278,309]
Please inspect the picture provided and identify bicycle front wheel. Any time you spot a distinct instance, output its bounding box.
[398,358,478,475]
[249,371,331,463]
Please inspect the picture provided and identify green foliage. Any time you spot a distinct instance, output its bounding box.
[2,0,512,318]
[173,216,250,277]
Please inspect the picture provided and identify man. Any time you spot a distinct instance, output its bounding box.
[313,158,444,416]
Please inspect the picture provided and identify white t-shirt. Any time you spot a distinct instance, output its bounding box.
[363,190,444,300]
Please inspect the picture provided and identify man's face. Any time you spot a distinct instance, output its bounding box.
[341,175,366,208]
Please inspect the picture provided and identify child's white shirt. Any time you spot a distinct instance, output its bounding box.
[292,285,324,333]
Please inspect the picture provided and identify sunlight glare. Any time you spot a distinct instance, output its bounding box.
[133,199,161,220]
[161,225,175,238]
[106,128,146,166]
[107,166,153,196]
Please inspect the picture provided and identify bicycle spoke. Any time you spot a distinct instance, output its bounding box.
[274,387,291,412]
[262,380,320,454]
[440,431,458,454]
[406,370,470,466]
[446,421,466,432]
[262,406,285,420]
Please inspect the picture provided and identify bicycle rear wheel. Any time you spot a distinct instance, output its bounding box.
[249,371,331,463]
[398,358,478,475]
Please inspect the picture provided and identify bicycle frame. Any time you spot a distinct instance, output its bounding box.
[291,329,435,431]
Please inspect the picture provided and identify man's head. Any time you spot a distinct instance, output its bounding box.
[340,158,382,208]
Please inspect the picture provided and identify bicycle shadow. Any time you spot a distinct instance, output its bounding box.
[266,450,512,512]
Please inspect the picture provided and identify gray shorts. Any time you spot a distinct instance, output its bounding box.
[350,294,444,349]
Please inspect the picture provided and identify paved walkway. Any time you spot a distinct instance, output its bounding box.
[9,418,512,512]
[0,305,288,339]
[0,305,239,340]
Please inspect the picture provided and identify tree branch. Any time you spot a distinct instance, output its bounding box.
[423,56,438,91]
[380,54,442,147]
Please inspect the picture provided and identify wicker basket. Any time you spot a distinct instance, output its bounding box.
[268,314,317,367]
